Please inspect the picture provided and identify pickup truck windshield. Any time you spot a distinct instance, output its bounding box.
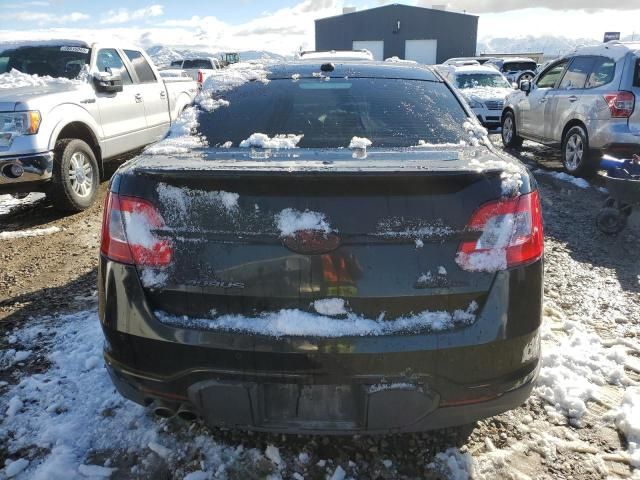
[0,45,90,79]
[502,62,536,72]
[200,78,469,148]
[456,73,511,89]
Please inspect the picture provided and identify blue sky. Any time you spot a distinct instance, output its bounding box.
[1,1,639,54]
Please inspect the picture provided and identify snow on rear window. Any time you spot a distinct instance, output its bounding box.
[275,208,331,236]
[154,301,478,338]
[144,106,207,155]
[239,133,303,149]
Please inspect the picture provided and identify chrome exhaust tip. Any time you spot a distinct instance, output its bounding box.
[176,405,198,421]
[152,401,177,418]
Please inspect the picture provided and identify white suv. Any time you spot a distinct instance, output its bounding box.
[502,42,640,176]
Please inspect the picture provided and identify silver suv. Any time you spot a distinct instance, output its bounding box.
[501,42,640,176]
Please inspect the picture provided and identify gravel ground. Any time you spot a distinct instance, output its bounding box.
[0,140,639,479]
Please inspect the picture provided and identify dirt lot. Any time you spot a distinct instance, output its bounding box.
[0,141,639,479]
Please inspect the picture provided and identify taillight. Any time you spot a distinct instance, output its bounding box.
[604,91,635,118]
[197,71,203,84]
[456,191,543,272]
[100,193,173,267]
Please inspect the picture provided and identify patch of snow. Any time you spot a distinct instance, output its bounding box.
[427,447,474,480]
[144,106,206,155]
[155,302,478,338]
[4,458,29,477]
[313,298,347,316]
[376,218,454,239]
[368,383,419,394]
[0,69,80,89]
[198,97,230,113]
[415,238,424,248]
[123,211,156,249]
[78,464,115,477]
[385,56,417,64]
[200,61,270,95]
[414,139,467,148]
[140,269,168,289]
[382,459,393,468]
[6,396,23,417]
[463,120,490,147]
[265,445,282,466]
[221,141,233,148]
[438,266,448,275]
[184,471,209,480]
[348,136,372,149]
[0,226,61,240]
[330,465,346,480]
[291,73,301,81]
[156,183,239,224]
[0,193,45,216]
[468,158,525,197]
[239,133,303,149]
[461,86,512,102]
[616,388,640,467]
[14,350,31,362]
[148,441,172,459]
[275,208,331,236]
[535,169,590,189]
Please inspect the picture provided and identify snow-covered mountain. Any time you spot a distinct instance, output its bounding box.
[146,45,287,67]
[477,35,601,58]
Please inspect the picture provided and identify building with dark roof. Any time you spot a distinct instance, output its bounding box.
[315,4,478,64]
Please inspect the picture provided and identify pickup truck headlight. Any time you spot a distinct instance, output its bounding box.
[0,111,41,146]
[465,98,483,109]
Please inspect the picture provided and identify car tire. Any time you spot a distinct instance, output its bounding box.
[596,207,627,234]
[561,126,597,178]
[48,138,99,212]
[501,111,523,148]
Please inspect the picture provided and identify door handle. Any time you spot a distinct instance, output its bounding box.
[568,95,578,102]
[134,93,143,103]
[160,90,167,98]
[539,98,547,104]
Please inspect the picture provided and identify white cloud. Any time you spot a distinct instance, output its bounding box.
[418,0,640,13]
[1,1,51,7]
[3,11,89,26]
[101,4,164,25]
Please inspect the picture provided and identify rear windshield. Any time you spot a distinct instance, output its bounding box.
[0,45,90,79]
[199,78,470,148]
[183,59,213,69]
[456,73,511,89]
[503,62,536,72]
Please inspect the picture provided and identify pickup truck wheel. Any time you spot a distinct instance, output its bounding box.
[49,139,99,212]
[562,126,596,178]
[501,111,523,148]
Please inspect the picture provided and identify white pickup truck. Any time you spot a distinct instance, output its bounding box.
[168,58,222,87]
[0,40,198,211]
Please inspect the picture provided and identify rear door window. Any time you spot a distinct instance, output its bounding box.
[96,48,133,85]
[586,57,616,88]
[635,58,640,87]
[170,60,183,68]
[536,61,568,89]
[123,49,157,84]
[559,56,594,90]
[183,59,213,69]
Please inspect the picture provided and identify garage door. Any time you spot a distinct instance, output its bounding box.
[405,39,438,65]
[352,41,384,61]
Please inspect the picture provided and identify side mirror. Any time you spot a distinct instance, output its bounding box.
[93,71,123,93]
[519,79,532,94]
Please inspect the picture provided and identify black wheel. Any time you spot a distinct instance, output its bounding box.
[562,126,596,178]
[48,138,99,212]
[501,110,523,148]
[596,207,627,234]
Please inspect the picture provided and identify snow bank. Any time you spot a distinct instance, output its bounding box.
[275,208,331,236]
[155,302,478,338]
[0,309,260,478]
[0,193,45,216]
[0,69,79,89]
[144,106,206,155]
[239,133,303,149]
[0,226,61,240]
[616,388,640,467]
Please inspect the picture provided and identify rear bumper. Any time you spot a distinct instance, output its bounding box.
[99,258,543,433]
[589,123,640,157]
[0,152,53,193]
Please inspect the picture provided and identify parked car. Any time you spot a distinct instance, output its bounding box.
[0,40,198,211]
[440,64,514,130]
[502,42,640,176]
[168,57,222,86]
[485,57,538,84]
[99,60,543,434]
[442,57,493,66]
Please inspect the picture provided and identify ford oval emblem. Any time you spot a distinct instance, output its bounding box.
[283,230,341,255]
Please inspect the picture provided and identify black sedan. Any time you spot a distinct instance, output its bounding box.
[98,60,543,434]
